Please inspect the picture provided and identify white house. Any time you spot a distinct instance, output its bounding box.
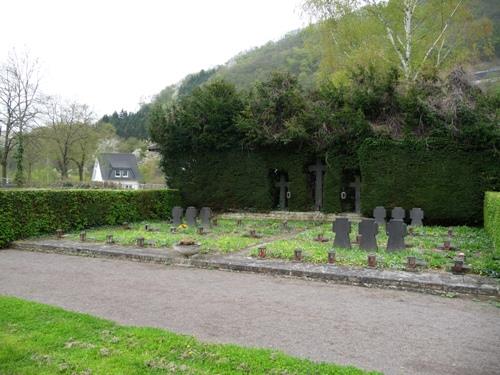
[91,153,141,189]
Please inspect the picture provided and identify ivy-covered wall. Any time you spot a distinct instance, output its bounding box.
[0,189,181,248]
[358,139,500,225]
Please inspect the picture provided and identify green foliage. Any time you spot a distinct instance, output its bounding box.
[359,139,500,225]
[238,72,307,147]
[250,222,498,276]
[66,219,316,254]
[0,296,376,375]
[161,151,314,211]
[150,80,244,155]
[484,192,500,250]
[101,106,151,139]
[0,189,181,248]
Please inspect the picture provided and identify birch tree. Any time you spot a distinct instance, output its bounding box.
[303,0,492,82]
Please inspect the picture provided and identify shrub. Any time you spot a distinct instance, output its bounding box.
[0,189,181,248]
[484,192,500,249]
[359,139,500,225]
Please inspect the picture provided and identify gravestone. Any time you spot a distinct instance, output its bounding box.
[200,207,212,229]
[386,219,407,251]
[410,208,424,226]
[333,217,351,249]
[373,206,387,225]
[275,174,289,210]
[391,207,406,220]
[349,176,361,214]
[308,159,326,211]
[358,218,379,251]
[172,206,183,226]
[185,207,198,227]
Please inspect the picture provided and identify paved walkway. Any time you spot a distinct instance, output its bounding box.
[1,250,499,375]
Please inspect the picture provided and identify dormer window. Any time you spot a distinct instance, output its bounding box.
[114,169,129,178]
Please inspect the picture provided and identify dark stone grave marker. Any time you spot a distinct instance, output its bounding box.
[332,217,351,249]
[349,176,361,214]
[308,159,326,211]
[172,206,183,226]
[410,208,424,226]
[373,206,386,225]
[275,174,289,210]
[185,207,198,227]
[386,219,407,251]
[358,218,379,251]
[391,207,406,220]
[200,207,212,229]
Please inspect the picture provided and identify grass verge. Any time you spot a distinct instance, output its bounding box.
[0,296,378,375]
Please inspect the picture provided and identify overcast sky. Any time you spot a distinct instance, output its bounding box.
[0,0,306,117]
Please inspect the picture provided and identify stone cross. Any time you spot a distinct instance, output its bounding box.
[373,206,386,225]
[358,218,379,251]
[410,208,424,226]
[308,159,326,211]
[185,207,198,227]
[172,206,183,226]
[200,207,212,229]
[391,207,406,220]
[349,176,361,214]
[386,219,407,251]
[275,174,289,210]
[332,217,351,249]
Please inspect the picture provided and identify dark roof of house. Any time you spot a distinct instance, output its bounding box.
[97,153,141,181]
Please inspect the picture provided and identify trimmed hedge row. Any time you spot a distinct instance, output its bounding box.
[485,192,500,249]
[359,139,500,225]
[164,150,316,211]
[0,189,181,248]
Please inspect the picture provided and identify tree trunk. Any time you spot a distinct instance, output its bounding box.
[78,164,84,182]
[1,158,7,184]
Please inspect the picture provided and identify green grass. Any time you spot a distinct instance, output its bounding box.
[0,296,378,375]
[250,224,500,277]
[64,219,315,254]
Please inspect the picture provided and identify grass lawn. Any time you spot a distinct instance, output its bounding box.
[0,296,378,375]
[250,223,500,277]
[64,219,315,254]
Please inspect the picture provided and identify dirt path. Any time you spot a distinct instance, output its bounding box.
[0,250,499,375]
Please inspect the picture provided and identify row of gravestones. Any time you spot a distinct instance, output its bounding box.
[373,206,424,226]
[334,217,408,251]
[172,206,212,228]
[334,207,424,251]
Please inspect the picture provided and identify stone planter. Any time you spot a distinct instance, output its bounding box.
[173,243,201,257]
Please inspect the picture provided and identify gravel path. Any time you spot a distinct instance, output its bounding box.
[0,250,499,375]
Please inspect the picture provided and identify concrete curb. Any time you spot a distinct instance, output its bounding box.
[12,240,499,298]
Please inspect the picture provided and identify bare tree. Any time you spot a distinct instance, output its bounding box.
[0,50,41,184]
[44,98,94,180]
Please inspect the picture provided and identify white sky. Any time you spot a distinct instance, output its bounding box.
[0,0,306,117]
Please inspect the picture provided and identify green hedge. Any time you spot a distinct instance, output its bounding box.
[485,192,500,249]
[359,139,500,225]
[0,189,181,248]
[164,151,315,211]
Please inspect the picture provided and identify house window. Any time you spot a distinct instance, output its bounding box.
[122,170,129,178]
[115,170,121,178]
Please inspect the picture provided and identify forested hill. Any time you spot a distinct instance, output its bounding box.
[101,0,500,139]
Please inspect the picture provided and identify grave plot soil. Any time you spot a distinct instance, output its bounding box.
[61,219,315,254]
[250,224,500,277]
